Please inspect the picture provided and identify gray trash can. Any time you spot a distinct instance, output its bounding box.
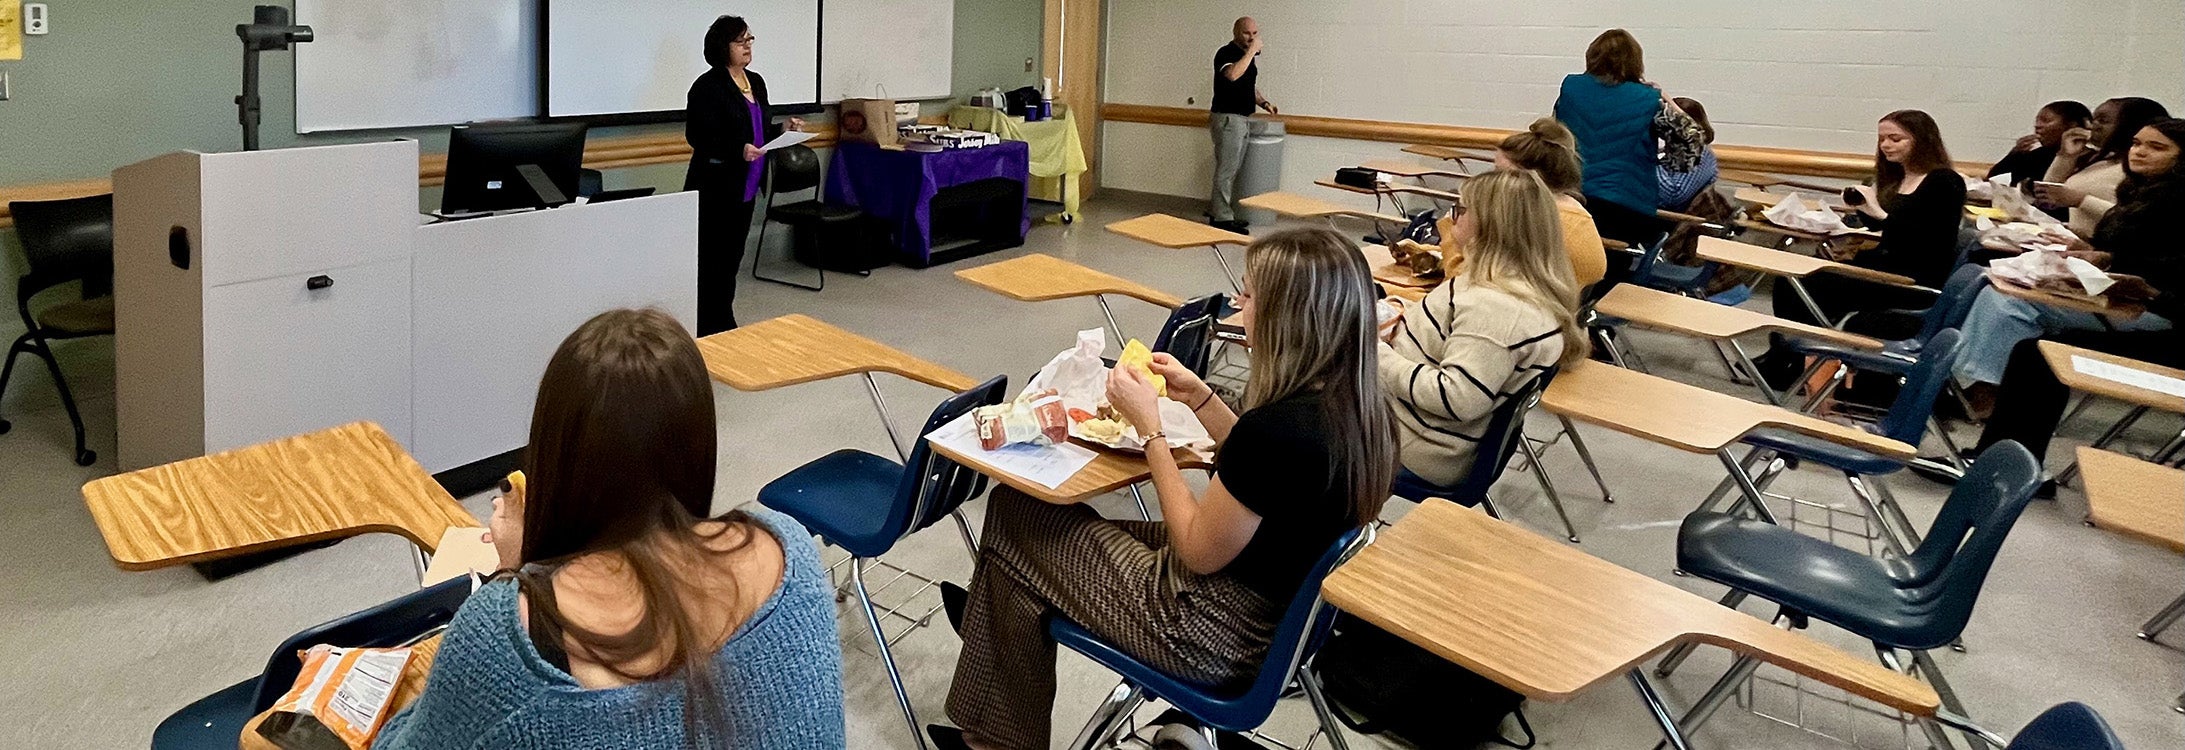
[1237,118,1286,227]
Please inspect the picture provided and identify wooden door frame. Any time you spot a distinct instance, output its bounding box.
[1043,0,1102,200]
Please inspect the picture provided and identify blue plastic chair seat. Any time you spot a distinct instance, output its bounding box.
[757,448,905,559]
[1391,468,1478,507]
[2006,702,2123,750]
[1049,618,1263,729]
[1739,426,1905,476]
[1639,261,1709,293]
[150,679,256,750]
[1679,511,1944,650]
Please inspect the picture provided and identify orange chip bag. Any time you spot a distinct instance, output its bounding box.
[255,645,414,749]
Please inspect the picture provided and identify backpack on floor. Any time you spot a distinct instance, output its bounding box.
[1314,613,1535,749]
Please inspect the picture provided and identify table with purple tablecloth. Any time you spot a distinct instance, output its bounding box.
[825,140,1031,267]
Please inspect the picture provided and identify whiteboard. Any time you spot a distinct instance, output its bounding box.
[546,1,822,117]
[820,0,956,103]
[293,0,539,133]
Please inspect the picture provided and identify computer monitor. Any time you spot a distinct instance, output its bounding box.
[440,122,588,214]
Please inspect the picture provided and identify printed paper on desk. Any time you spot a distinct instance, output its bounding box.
[761,130,816,152]
[928,412,1099,489]
[1760,193,1853,235]
[2072,355,2185,399]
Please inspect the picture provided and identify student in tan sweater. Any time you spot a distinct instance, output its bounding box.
[1380,169,1592,488]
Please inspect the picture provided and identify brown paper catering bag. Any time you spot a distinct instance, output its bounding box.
[836,98,899,147]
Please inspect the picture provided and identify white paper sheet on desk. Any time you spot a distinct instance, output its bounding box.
[927,413,1099,489]
[762,130,816,152]
[2063,257,2115,295]
[2071,355,2185,399]
[1760,193,1854,235]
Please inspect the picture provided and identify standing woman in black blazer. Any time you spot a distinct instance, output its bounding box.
[686,15,802,335]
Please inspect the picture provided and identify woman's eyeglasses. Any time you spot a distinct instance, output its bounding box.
[733,36,757,47]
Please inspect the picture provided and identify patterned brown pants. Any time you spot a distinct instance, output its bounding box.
[945,488,1282,750]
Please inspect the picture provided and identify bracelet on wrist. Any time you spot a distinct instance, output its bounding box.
[1192,391,1216,412]
[1142,431,1168,445]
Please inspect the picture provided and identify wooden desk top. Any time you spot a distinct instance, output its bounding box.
[80,422,478,571]
[2040,341,2185,413]
[1401,144,1494,163]
[955,253,1183,310]
[695,314,977,393]
[928,439,1213,505]
[1314,178,1377,196]
[2077,448,2185,554]
[1241,191,1405,224]
[1595,284,1883,351]
[1990,273,2144,321]
[1105,213,1251,249]
[1360,243,1443,290]
[1322,499,1939,713]
[1360,159,1470,179]
[1696,236,1917,287]
[1541,360,1916,459]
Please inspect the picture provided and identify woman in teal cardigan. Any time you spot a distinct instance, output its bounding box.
[375,309,845,750]
[1553,29,1678,248]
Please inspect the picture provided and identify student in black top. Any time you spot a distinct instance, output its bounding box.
[935,227,1396,750]
[1206,17,1278,234]
[684,15,803,335]
[1988,100,2091,188]
[1753,110,1967,387]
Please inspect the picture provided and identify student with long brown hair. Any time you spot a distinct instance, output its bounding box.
[1752,110,1967,387]
[1381,169,1589,488]
[932,228,1396,750]
[376,309,844,750]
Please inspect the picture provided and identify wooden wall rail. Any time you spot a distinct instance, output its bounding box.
[1102,103,1991,181]
[0,128,843,229]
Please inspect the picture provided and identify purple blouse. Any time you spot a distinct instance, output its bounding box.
[743,96,767,202]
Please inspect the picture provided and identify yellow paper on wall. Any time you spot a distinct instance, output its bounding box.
[0,3,22,61]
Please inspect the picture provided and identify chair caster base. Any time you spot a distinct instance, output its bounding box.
[75,448,95,467]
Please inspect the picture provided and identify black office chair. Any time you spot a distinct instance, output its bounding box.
[754,144,869,291]
[3,193,116,466]
[150,577,473,750]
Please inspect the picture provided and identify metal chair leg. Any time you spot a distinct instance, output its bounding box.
[1128,484,1153,521]
[1095,294,1127,346]
[1209,245,1242,292]
[1697,446,1771,515]
[1870,478,1925,549]
[1847,474,1914,558]
[2139,591,2185,640]
[750,215,826,291]
[1518,437,1581,542]
[1627,670,1696,750]
[1065,681,1146,750]
[30,338,93,465]
[1649,655,1762,750]
[1877,646,1962,750]
[1558,415,1615,502]
[950,509,980,558]
[1912,648,1990,750]
[852,558,931,750]
[0,333,27,432]
[1297,664,1355,750]
[1478,493,1504,520]
[2057,406,2153,486]
[1656,589,1749,678]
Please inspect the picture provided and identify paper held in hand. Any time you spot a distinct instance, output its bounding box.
[419,527,498,587]
[761,130,816,152]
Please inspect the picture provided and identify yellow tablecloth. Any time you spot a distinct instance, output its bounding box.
[949,105,1087,220]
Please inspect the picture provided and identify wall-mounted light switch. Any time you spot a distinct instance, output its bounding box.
[24,4,49,35]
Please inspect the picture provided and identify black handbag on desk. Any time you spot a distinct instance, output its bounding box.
[1335,166,1380,191]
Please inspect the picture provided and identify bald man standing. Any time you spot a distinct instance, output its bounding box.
[1207,17,1277,233]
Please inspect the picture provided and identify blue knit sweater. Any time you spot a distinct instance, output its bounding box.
[374,509,846,749]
